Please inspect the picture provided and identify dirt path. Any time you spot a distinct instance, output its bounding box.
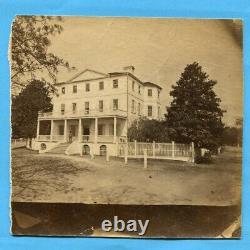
[11,148,241,206]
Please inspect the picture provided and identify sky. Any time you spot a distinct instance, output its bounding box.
[48,17,243,126]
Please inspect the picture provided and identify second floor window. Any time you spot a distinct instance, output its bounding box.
[98,124,104,135]
[138,85,141,94]
[73,85,77,93]
[132,99,135,113]
[62,87,65,94]
[132,81,135,91]
[148,89,152,97]
[148,105,153,117]
[72,103,77,113]
[86,83,90,92]
[138,103,141,115]
[99,100,103,112]
[61,104,65,114]
[113,79,118,88]
[85,102,89,114]
[99,81,104,90]
[113,99,118,110]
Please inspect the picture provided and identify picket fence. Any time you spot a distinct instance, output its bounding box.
[117,141,194,162]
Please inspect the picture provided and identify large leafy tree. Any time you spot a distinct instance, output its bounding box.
[11,15,73,91]
[11,80,53,138]
[128,118,170,142]
[165,62,225,150]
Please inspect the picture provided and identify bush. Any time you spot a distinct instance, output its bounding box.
[195,151,212,164]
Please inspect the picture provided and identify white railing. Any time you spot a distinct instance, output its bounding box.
[52,135,64,141]
[38,109,127,119]
[118,141,194,162]
[38,135,51,141]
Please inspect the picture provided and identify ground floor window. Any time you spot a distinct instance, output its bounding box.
[100,145,107,156]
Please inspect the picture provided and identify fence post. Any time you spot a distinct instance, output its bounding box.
[191,142,195,163]
[153,141,156,158]
[134,140,137,157]
[143,149,147,169]
[106,151,109,162]
[124,143,128,165]
[172,141,175,159]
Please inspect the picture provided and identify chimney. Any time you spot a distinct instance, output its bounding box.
[123,65,135,74]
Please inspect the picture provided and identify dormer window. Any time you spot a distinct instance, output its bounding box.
[148,89,152,97]
[132,81,135,91]
[138,85,141,94]
[86,83,90,92]
[113,79,118,88]
[73,85,77,93]
[62,87,65,94]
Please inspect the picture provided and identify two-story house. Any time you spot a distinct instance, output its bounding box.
[34,67,162,156]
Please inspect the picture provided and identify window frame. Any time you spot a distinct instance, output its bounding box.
[61,87,65,94]
[113,79,118,88]
[61,104,65,114]
[99,81,104,90]
[99,100,104,112]
[85,83,90,92]
[113,99,118,110]
[84,101,90,114]
[148,105,153,117]
[72,103,77,114]
[73,85,77,93]
[148,89,152,97]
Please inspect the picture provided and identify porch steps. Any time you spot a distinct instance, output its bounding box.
[46,143,70,154]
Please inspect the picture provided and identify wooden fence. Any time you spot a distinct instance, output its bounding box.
[118,141,194,162]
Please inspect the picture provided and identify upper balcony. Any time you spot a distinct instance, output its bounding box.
[38,109,128,120]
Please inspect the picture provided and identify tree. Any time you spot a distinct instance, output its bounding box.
[11,80,53,138]
[11,15,73,91]
[128,118,170,142]
[165,62,225,150]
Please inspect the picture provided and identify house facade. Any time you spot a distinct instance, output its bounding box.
[34,67,162,155]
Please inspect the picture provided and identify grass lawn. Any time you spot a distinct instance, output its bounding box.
[11,147,241,205]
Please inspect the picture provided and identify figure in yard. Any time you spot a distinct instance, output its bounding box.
[69,130,73,143]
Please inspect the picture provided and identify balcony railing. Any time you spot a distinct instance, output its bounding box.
[38,109,127,119]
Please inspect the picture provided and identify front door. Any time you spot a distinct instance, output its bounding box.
[70,125,77,141]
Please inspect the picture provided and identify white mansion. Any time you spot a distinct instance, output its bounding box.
[34,67,162,155]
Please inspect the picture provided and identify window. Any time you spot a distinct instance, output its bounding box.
[113,79,118,88]
[138,85,141,94]
[138,103,141,115]
[98,124,104,135]
[85,83,90,92]
[84,101,89,114]
[158,90,160,98]
[158,106,160,117]
[132,81,135,91]
[148,89,152,97]
[99,100,103,112]
[73,85,77,93]
[148,105,153,117]
[62,87,65,94]
[72,103,77,113]
[113,99,118,110]
[61,104,65,114]
[132,99,135,113]
[99,81,104,90]
[59,125,64,135]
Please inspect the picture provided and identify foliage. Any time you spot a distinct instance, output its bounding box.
[222,126,242,147]
[128,118,170,142]
[11,80,53,138]
[11,15,73,90]
[165,62,225,151]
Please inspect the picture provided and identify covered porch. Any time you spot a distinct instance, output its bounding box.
[37,116,127,143]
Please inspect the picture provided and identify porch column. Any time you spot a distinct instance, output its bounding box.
[78,118,82,142]
[94,117,98,144]
[50,120,54,142]
[36,119,40,139]
[113,117,117,143]
[64,119,67,142]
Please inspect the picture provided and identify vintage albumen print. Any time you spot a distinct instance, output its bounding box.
[11,17,242,238]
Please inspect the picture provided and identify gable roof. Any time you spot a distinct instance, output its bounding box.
[55,69,162,90]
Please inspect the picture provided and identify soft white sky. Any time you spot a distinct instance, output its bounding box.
[49,17,243,126]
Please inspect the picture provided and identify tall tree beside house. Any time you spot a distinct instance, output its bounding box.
[11,80,53,139]
[11,15,73,92]
[165,62,225,151]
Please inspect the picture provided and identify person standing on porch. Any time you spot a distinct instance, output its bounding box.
[69,130,73,143]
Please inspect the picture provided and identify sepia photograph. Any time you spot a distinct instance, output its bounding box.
[10,16,242,238]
